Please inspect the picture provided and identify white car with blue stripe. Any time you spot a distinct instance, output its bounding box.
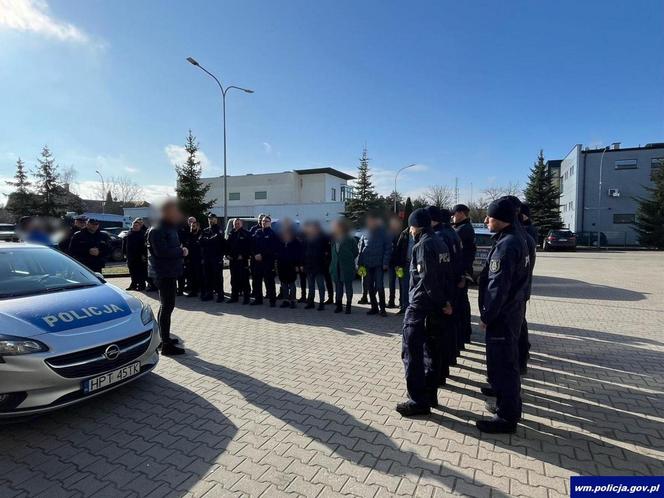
[0,242,160,417]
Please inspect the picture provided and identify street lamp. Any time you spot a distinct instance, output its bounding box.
[597,146,610,249]
[95,170,105,214]
[393,163,417,213]
[186,57,254,224]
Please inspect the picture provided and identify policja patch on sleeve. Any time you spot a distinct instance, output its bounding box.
[489,259,501,273]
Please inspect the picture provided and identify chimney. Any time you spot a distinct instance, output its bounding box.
[611,142,621,150]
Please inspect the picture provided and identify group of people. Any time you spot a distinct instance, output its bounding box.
[398,196,537,435]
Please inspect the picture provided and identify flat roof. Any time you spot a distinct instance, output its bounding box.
[582,143,664,154]
[294,168,355,180]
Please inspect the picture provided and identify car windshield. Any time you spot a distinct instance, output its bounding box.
[475,233,493,247]
[0,247,101,299]
[551,230,573,237]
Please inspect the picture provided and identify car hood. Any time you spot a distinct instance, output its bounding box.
[0,284,141,338]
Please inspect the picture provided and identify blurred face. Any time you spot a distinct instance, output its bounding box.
[87,221,100,232]
[282,229,293,242]
[132,221,142,231]
[409,226,422,237]
[366,216,378,230]
[162,202,182,224]
[389,217,402,233]
[208,216,218,226]
[452,211,467,224]
[233,218,242,230]
[74,219,86,229]
[191,221,200,232]
[331,221,343,239]
[262,217,271,228]
[187,216,196,225]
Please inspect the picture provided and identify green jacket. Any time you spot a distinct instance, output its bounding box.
[329,235,359,282]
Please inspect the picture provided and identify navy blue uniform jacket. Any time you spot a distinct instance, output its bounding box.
[408,229,452,312]
[478,225,530,326]
[452,218,476,278]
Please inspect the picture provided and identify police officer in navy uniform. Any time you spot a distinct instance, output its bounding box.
[200,214,226,302]
[59,215,87,254]
[251,215,280,307]
[477,198,530,433]
[227,218,252,304]
[397,208,453,417]
[69,218,111,273]
[427,206,463,384]
[451,204,476,344]
[502,196,537,376]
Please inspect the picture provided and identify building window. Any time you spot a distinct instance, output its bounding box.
[255,191,267,200]
[331,188,336,201]
[613,213,635,224]
[651,158,663,180]
[569,201,574,211]
[341,185,354,202]
[228,192,240,201]
[560,181,563,194]
[570,165,574,176]
[615,159,637,170]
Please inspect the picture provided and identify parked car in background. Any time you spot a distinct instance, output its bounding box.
[472,224,492,282]
[104,227,126,237]
[543,229,577,251]
[0,224,17,242]
[104,232,125,262]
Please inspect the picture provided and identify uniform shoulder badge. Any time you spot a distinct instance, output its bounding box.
[489,259,501,273]
[439,253,450,263]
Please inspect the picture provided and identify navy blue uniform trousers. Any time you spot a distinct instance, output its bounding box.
[402,306,440,407]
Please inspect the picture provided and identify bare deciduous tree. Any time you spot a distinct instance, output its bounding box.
[93,176,144,205]
[482,182,522,201]
[423,185,454,209]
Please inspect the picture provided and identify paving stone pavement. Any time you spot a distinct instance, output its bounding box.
[1,251,663,497]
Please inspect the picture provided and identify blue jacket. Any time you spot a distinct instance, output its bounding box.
[358,226,392,269]
[146,221,184,279]
[408,229,452,311]
[478,225,530,327]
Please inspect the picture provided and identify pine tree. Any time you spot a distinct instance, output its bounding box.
[524,149,563,238]
[633,162,664,248]
[33,145,62,217]
[175,130,216,221]
[345,146,379,222]
[403,197,414,225]
[5,158,34,219]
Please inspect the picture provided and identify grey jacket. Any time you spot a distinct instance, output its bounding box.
[358,226,392,269]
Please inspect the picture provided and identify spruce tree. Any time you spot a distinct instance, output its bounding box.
[633,162,664,248]
[5,158,34,219]
[33,145,62,217]
[345,146,379,222]
[403,197,414,226]
[175,130,216,221]
[524,149,563,238]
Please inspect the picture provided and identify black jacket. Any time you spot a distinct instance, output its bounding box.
[227,227,252,262]
[185,229,202,265]
[59,226,80,254]
[200,225,225,262]
[123,228,147,263]
[252,227,280,262]
[277,238,303,282]
[452,218,476,277]
[391,228,411,268]
[433,223,464,284]
[69,228,111,272]
[409,229,452,311]
[147,221,184,279]
[303,233,331,275]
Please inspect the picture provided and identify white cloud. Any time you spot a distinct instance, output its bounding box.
[124,166,139,174]
[164,144,217,174]
[262,142,273,154]
[348,163,429,195]
[0,0,90,43]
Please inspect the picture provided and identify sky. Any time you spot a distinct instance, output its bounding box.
[1,0,663,204]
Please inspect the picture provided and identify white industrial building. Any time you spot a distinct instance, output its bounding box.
[201,168,355,224]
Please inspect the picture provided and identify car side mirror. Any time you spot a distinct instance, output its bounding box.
[94,272,106,283]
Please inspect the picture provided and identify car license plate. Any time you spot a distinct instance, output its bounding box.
[559,238,567,242]
[83,362,140,393]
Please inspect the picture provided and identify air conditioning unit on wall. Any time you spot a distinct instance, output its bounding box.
[607,188,621,197]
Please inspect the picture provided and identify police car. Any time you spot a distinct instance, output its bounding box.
[0,242,160,417]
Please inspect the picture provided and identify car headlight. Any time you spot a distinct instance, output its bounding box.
[0,334,49,356]
[141,302,154,325]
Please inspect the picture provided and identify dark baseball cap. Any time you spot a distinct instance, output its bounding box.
[87,218,100,224]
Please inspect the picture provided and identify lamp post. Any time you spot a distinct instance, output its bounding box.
[597,146,609,249]
[95,170,105,214]
[393,163,417,213]
[186,57,253,224]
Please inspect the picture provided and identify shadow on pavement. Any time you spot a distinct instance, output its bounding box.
[0,374,237,497]
[530,275,646,301]
[175,351,511,497]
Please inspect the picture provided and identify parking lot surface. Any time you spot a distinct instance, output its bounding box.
[1,251,663,497]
